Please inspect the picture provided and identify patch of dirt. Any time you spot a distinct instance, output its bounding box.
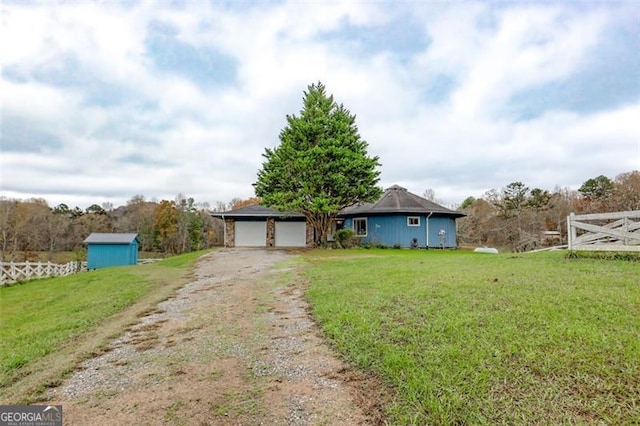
[44,248,388,425]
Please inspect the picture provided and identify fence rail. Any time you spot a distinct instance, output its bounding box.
[138,258,163,264]
[568,210,640,251]
[1,261,87,285]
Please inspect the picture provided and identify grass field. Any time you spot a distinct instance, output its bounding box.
[0,250,207,403]
[304,249,640,424]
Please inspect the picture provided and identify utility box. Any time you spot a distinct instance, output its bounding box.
[84,233,139,269]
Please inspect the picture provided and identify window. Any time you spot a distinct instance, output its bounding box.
[407,216,420,226]
[353,218,367,236]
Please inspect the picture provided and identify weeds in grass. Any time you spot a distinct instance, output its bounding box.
[566,250,640,262]
[164,399,186,421]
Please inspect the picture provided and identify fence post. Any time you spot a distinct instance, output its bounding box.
[624,215,629,246]
[567,213,574,250]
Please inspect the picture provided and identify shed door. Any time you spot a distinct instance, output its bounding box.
[235,221,267,247]
[275,222,306,247]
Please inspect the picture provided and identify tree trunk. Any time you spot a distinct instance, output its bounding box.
[306,212,336,246]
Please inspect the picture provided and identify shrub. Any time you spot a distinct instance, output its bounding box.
[334,228,359,249]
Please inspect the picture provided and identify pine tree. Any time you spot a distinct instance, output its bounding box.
[254,82,382,245]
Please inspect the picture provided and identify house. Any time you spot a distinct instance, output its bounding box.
[339,185,465,248]
[211,204,310,248]
[84,233,140,269]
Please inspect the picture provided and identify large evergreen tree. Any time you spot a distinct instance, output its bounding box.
[254,82,382,246]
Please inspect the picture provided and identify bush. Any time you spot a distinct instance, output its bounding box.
[334,228,359,249]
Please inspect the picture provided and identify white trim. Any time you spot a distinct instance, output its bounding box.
[407,216,420,227]
[353,217,368,237]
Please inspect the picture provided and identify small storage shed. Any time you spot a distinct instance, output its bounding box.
[211,205,310,248]
[340,185,465,248]
[84,233,139,269]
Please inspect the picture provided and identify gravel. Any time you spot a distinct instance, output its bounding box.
[45,248,371,425]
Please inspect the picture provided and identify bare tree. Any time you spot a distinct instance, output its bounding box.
[422,188,439,203]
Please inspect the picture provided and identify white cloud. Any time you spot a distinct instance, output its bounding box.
[414,2,492,77]
[450,6,607,118]
[1,1,638,210]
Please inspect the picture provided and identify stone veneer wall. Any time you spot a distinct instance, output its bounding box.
[224,219,235,247]
[305,222,314,247]
[266,218,275,247]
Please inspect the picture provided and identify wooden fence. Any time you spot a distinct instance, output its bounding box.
[1,261,87,286]
[567,210,640,251]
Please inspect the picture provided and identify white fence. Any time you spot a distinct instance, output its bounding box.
[1,261,87,286]
[567,210,640,251]
[137,258,163,265]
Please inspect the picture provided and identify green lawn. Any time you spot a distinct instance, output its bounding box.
[305,249,640,425]
[0,250,207,402]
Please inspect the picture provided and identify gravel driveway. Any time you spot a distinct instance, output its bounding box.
[45,248,382,425]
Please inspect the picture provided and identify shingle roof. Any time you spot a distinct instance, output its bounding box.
[84,233,139,244]
[210,186,465,219]
[340,185,465,217]
[211,204,305,218]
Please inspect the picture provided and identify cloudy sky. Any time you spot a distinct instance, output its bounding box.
[2,1,639,209]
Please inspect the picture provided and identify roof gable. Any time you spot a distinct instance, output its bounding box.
[84,233,139,244]
[341,185,465,217]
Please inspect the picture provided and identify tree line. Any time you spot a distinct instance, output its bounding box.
[0,194,252,261]
[456,170,640,251]
[1,171,637,259]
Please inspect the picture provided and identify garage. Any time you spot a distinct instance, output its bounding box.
[234,221,267,247]
[275,221,307,247]
[212,204,308,248]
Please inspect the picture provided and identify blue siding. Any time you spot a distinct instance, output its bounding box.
[87,241,138,269]
[344,215,458,248]
[427,217,457,248]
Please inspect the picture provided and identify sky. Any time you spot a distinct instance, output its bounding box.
[2,0,639,210]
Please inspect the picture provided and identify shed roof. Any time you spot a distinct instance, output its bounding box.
[340,185,465,218]
[211,204,305,218]
[84,233,139,244]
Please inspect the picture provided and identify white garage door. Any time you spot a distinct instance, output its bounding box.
[235,221,266,247]
[275,222,306,247]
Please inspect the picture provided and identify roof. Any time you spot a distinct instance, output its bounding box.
[84,233,139,244]
[340,185,465,218]
[211,204,305,218]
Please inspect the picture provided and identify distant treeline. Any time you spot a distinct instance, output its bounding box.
[0,194,241,261]
[1,171,638,258]
[457,170,639,251]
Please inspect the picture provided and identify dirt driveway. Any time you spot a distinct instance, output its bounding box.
[45,249,385,425]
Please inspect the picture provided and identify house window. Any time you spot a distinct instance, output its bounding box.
[407,216,420,227]
[353,218,367,236]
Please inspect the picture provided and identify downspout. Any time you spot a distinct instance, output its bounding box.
[426,211,433,248]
